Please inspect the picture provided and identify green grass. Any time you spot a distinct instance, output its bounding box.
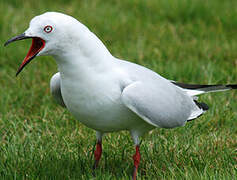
[0,0,236,179]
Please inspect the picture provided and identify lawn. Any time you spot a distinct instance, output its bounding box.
[0,0,236,179]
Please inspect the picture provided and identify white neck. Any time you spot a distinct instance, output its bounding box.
[53,27,114,79]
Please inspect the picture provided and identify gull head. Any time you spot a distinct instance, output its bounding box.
[4,12,89,76]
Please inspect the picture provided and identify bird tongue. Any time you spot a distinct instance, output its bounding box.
[16,37,45,76]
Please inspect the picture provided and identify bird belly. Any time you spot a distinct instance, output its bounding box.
[61,80,148,132]
[65,94,141,132]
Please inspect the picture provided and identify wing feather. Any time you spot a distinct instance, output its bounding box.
[50,72,66,107]
[121,81,200,128]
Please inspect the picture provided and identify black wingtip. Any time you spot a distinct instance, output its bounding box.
[199,102,209,111]
[172,82,216,89]
[226,84,237,89]
[172,82,237,91]
[194,100,209,111]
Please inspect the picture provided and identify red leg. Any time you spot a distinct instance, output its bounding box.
[132,145,141,180]
[93,140,102,169]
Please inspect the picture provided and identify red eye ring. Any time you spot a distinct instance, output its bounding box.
[44,25,53,33]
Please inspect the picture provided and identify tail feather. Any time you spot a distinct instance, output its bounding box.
[172,82,237,96]
[171,81,236,122]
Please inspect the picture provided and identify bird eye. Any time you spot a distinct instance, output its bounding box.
[44,25,53,33]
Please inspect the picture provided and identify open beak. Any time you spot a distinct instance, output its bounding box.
[4,33,45,76]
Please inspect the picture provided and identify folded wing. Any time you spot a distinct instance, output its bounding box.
[50,72,66,107]
[121,81,203,128]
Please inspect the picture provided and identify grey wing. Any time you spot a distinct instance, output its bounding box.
[50,72,66,107]
[121,81,203,128]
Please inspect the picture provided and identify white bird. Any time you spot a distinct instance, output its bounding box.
[4,12,236,179]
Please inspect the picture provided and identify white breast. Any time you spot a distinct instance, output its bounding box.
[60,71,141,132]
